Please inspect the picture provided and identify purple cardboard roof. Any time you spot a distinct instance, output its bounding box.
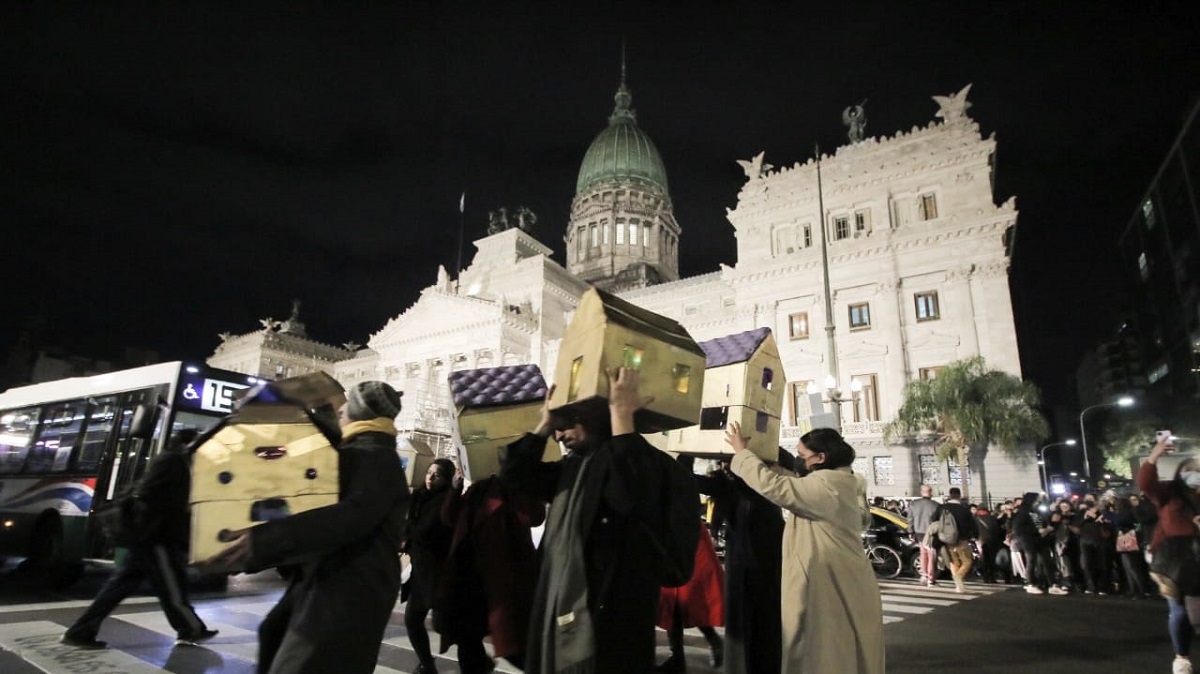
[698,327,772,368]
[448,364,548,409]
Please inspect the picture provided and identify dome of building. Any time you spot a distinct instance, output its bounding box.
[575,80,669,195]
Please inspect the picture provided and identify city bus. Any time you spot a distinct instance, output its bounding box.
[0,361,262,583]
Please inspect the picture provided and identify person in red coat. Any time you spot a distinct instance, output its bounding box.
[656,521,725,672]
[436,472,546,673]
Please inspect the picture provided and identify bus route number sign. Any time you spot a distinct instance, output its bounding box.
[179,376,250,414]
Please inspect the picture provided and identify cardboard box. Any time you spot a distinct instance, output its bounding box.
[660,327,785,460]
[550,287,706,433]
[398,437,436,489]
[449,364,560,481]
[189,400,340,563]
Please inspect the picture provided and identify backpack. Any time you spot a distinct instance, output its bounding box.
[937,507,960,546]
[95,488,160,547]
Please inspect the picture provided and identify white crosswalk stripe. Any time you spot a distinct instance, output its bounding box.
[0,580,1009,672]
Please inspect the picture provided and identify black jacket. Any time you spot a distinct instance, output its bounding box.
[138,449,192,550]
[933,501,979,541]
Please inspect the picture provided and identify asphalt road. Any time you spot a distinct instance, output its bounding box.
[0,561,1176,674]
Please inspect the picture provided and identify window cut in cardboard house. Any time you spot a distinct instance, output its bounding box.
[187,372,345,563]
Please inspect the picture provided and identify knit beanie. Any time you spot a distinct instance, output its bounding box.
[345,381,402,421]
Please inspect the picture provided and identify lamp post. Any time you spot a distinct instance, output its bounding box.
[1078,396,1134,483]
[815,376,862,427]
[1038,439,1077,491]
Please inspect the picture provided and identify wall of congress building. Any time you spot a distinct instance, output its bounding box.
[208,83,1040,503]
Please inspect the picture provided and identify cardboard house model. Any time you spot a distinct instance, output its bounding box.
[449,364,560,481]
[549,287,706,433]
[187,373,345,563]
[398,437,436,489]
[658,327,785,460]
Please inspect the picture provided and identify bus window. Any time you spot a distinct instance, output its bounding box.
[76,397,118,474]
[0,407,41,473]
[26,401,87,473]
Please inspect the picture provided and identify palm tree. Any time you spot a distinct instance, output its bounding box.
[884,356,1049,503]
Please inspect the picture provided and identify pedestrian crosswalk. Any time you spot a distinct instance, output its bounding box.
[0,580,1009,673]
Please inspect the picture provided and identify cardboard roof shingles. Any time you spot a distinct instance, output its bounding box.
[698,327,772,368]
[448,364,548,409]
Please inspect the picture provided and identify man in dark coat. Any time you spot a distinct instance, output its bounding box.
[207,381,409,674]
[62,430,216,649]
[500,367,697,674]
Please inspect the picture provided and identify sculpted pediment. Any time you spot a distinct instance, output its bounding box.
[907,330,961,350]
[371,289,500,346]
[840,339,888,358]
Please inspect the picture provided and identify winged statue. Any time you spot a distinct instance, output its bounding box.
[259,317,281,331]
[736,151,773,180]
[933,84,974,122]
[842,100,867,143]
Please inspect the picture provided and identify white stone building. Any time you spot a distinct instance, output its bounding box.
[208,81,1039,502]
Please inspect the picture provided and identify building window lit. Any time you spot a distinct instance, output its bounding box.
[918,193,938,221]
[855,209,871,235]
[849,303,871,330]
[915,291,940,321]
[788,380,813,426]
[919,454,941,484]
[948,457,971,485]
[919,366,944,381]
[788,312,809,340]
[852,373,879,422]
[873,456,895,485]
[616,220,625,244]
[630,222,639,247]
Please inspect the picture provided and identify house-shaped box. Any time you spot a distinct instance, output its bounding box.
[658,327,785,460]
[449,364,560,482]
[188,374,344,563]
[550,287,706,433]
[398,437,436,489]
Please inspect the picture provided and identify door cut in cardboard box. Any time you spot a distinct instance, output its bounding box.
[450,364,559,482]
[398,437,435,489]
[189,388,341,563]
[550,287,705,433]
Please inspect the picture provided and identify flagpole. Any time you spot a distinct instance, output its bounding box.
[454,191,465,292]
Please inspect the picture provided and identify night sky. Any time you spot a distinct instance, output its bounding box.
[3,2,1198,414]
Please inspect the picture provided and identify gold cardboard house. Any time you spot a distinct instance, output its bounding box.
[550,287,706,433]
[658,327,785,460]
[449,364,560,481]
[187,373,344,563]
[398,437,436,489]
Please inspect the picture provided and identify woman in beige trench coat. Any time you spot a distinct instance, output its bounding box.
[725,422,885,674]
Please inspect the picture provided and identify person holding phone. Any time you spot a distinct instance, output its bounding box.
[1140,433,1200,674]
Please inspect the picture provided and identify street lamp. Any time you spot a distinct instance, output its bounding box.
[1038,439,1077,491]
[809,377,862,428]
[1078,396,1134,483]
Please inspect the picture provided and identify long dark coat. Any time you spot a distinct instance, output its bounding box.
[249,427,409,674]
[500,432,677,673]
[404,485,453,605]
[436,476,545,659]
[696,472,783,674]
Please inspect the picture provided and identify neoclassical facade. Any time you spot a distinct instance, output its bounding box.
[209,82,1038,501]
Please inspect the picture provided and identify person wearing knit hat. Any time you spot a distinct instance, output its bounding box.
[344,381,403,421]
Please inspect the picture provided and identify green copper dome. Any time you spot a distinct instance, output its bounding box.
[575,80,669,195]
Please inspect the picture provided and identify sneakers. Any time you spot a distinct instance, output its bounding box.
[60,634,107,650]
[954,578,965,594]
[1024,585,1045,595]
[1048,585,1069,595]
[709,636,725,668]
[1173,657,1193,674]
[175,629,219,646]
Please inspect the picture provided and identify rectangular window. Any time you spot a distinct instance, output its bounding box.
[629,222,640,247]
[756,411,770,433]
[873,456,895,486]
[788,312,809,340]
[788,381,813,426]
[672,364,691,394]
[602,222,610,245]
[616,221,625,244]
[77,397,119,473]
[848,303,871,330]
[852,373,879,422]
[590,224,599,247]
[914,291,940,321]
[851,457,869,477]
[919,366,944,381]
[0,406,41,474]
[855,209,870,234]
[948,457,971,485]
[918,193,938,221]
[622,346,644,370]
[26,401,87,473]
[761,368,774,391]
[803,224,812,247]
[919,454,941,484]
[699,406,729,430]
[834,216,850,240]
[644,224,651,247]
[568,357,584,402]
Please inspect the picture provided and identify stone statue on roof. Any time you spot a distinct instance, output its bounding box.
[487,207,510,235]
[736,151,773,181]
[843,100,868,143]
[516,206,537,233]
[933,84,974,122]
